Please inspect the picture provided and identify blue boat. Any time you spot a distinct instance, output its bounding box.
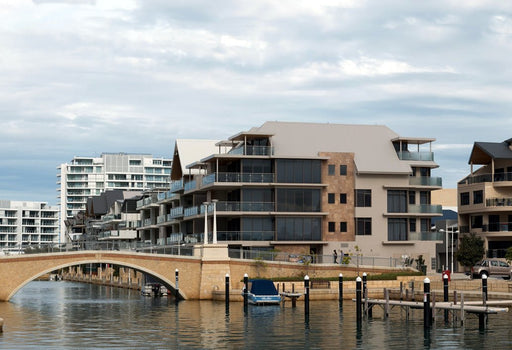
[245,279,281,305]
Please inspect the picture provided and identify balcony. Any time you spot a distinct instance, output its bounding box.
[184,206,199,217]
[184,180,197,192]
[397,151,434,161]
[217,231,275,241]
[169,206,184,219]
[409,176,442,187]
[459,172,512,186]
[486,197,512,207]
[408,231,445,241]
[170,179,184,192]
[482,222,512,232]
[215,201,275,212]
[228,145,274,156]
[408,204,443,214]
[202,172,275,186]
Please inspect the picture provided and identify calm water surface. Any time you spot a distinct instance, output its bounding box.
[0,281,511,349]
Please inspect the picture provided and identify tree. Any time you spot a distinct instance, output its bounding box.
[455,233,485,268]
[505,246,512,264]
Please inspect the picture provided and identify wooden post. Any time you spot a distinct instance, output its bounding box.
[338,273,343,307]
[304,275,310,316]
[443,273,449,322]
[460,293,465,326]
[225,274,230,310]
[243,274,249,310]
[423,277,431,328]
[356,276,362,322]
[384,288,389,318]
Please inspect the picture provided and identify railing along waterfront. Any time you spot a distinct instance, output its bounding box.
[5,243,403,268]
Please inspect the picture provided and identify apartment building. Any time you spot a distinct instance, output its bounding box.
[140,122,443,270]
[57,153,172,243]
[0,200,59,253]
[458,138,512,258]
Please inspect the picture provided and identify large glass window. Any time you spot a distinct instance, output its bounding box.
[276,217,322,241]
[277,189,321,212]
[387,190,407,213]
[242,159,272,174]
[355,190,371,207]
[242,189,273,202]
[388,218,408,241]
[356,218,372,235]
[276,159,321,183]
[241,217,274,240]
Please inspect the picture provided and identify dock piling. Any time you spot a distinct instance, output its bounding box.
[225,274,230,310]
[175,269,179,302]
[443,273,449,322]
[304,275,310,316]
[356,276,362,321]
[243,274,248,310]
[338,273,343,307]
[423,277,431,328]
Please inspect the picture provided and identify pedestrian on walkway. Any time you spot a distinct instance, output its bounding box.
[333,249,338,264]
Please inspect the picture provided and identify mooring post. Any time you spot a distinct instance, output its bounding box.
[338,273,343,307]
[243,273,249,309]
[400,281,403,300]
[482,274,488,305]
[362,272,367,299]
[225,274,230,310]
[175,269,179,302]
[423,277,431,328]
[356,276,362,322]
[443,273,449,322]
[304,275,310,316]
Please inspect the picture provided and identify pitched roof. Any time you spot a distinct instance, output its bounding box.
[254,121,414,174]
[469,140,512,164]
[171,139,219,180]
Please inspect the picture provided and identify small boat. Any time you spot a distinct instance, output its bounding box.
[244,279,281,305]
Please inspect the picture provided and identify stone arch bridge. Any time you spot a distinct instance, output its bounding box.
[0,245,235,302]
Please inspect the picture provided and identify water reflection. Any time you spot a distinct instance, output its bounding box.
[0,281,511,349]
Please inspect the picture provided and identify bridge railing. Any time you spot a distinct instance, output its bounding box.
[6,243,402,268]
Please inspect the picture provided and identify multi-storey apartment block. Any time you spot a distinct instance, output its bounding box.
[458,139,512,258]
[57,153,172,243]
[0,200,59,253]
[140,122,443,270]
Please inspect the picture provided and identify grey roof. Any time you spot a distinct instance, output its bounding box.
[86,190,139,217]
[252,121,414,174]
[469,140,512,164]
[171,139,219,179]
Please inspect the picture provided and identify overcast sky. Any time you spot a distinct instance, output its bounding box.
[2,0,512,205]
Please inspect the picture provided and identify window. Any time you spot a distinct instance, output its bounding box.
[409,219,416,232]
[276,159,321,183]
[129,159,142,166]
[409,191,415,205]
[420,191,430,205]
[276,189,321,212]
[340,193,347,204]
[340,222,347,232]
[420,218,431,232]
[276,217,322,241]
[387,190,407,213]
[328,222,335,232]
[355,189,372,207]
[473,190,483,204]
[471,215,483,229]
[328,193,335,204]
[388,218,408,241]
[356,218,372,235]
[460,192,470,206]
[328,164,335,176]
[340,165,347,176]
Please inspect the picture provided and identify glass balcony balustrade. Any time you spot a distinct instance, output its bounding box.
[408,231,445,241]
[397,151,434,161]
[202,172,274,186]
[228,145,274,156]
[407,204,443,214]
[459,172,512,185]
[409,176,442,187]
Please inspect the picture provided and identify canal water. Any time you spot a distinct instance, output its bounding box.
[0,281,510,349]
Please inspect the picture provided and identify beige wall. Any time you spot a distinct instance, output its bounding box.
[432,188,457,208]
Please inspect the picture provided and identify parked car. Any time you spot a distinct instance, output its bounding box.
[471,259,512,279]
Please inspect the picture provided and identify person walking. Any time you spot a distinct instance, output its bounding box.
[333,249,338,264]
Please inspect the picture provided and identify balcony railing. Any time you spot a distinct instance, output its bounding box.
[482,222,512,232]
[409,176,442,187]
[408,231,445,241]
[397,151,434,161]
[486,197,512,207]
[184,206,199,217]
[202,172,275,186]
[459,172,512,185]
[228,145,274,156]
[216,201,275,212]
[407,204,443,214]
[168,206,184,220]
[184,180,197,192]
[217,231,275,241]
[170,179,184,192]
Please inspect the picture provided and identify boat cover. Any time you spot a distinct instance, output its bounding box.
[249,279,278,295]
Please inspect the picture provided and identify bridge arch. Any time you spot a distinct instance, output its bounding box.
[0,251,198,301]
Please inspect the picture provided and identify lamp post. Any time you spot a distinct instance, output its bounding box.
[203,202,209,244]
[440,229,446,271]
[450,226,458,273]
[212,199,218,244]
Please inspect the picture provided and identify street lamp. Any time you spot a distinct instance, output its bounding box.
[439,228,446,271]
[203,202,209,244]
[211,199,218,244]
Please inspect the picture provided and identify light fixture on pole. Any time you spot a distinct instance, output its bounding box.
[212,199,218,244]
[440,228,446,271]
[203,202,209,245]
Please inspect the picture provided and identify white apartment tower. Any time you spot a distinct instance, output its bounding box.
[0,200,59,253]
[57,153,172,242]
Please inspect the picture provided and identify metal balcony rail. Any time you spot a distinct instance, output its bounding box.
[396,151,434,161]
[409,176,442,187]
[486,197,512,207]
